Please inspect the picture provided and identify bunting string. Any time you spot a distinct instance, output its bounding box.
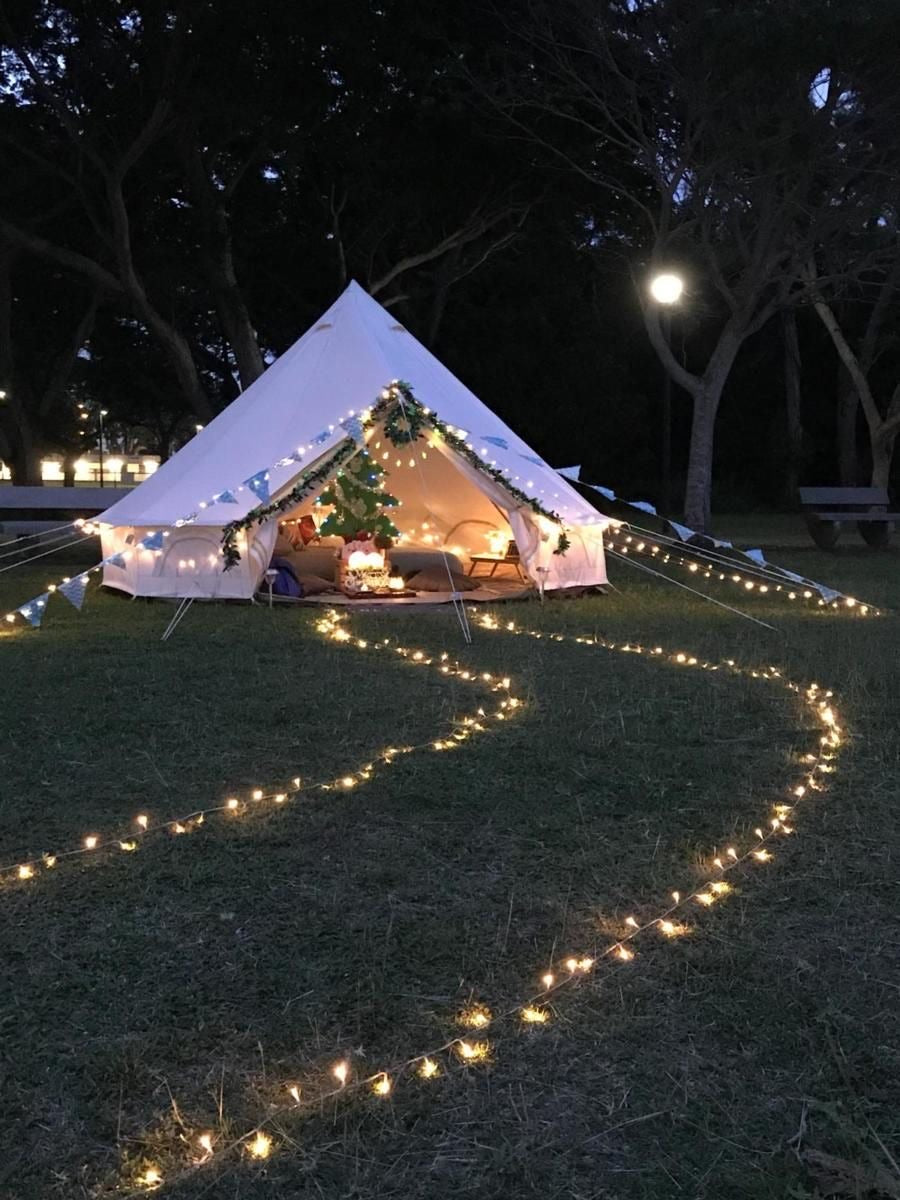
[561,471,880,615]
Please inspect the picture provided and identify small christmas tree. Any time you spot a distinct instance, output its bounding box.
[317,451,400,542]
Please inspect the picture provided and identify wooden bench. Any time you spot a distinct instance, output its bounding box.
[0,485,130,535]
[798,486,900,549]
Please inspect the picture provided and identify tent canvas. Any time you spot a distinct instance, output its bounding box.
[97,282,607,599]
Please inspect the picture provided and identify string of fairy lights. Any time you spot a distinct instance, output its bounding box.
[606,526,881,615]
[61,608,845,1196]
[0,612,520,889]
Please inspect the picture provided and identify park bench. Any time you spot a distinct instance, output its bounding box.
[798,486,900,549]
[0,485,128,537]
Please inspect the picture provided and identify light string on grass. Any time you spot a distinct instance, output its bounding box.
[0,610,522,891]
[104,611,844,1194]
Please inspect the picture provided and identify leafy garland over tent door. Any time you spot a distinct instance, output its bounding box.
[220,381,570,569]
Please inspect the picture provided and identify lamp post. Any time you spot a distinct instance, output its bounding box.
[98,408,108,487]
[648,272,684,516]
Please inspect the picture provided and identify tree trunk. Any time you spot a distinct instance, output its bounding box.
[185,145,265,390]
[681,330,742,531]
[212,276,264,390]
[836,366,859,485]
[137,304,214,423]
[683,388,717,530]
[870,432,894,490]
[782,309,804,502]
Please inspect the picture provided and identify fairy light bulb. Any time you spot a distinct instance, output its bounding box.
[541,972,554,988]
[247,1131,271,1159]
[226,798,239,811]
[616,945,634,961]
[287,1084,301,1103]
[18,864,33,880]
[137,1166,163,1187]
[252,789,263,801]
[197,1133,214,1159]
[333,1060,349,1085]
[522,1006,549,1024]
[419,1057,439,1078]
[136,815,149,830]
[625,916,639,929]
[84,835,98,850]
[373,1073,391,1096]
[43,854,56,868]
[461,1006,491,1029]
[457,1040,489,1061]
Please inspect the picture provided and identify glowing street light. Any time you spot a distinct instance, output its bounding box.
[648,271,685,515]
[649,272,684,305]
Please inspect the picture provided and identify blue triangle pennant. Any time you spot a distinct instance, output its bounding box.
[215,489,238,504]
[630,500,657,515]
[482,435,509,449]
[743,548,767,566]
[17,592,50,628]
[59,574,89,611]
[311,430,331,446]
[140,531,165,551]
[668,520,695,542]
[588,484,617,502]
[340,417,365,444]
[245,470,270,503]
[106,552,127,569]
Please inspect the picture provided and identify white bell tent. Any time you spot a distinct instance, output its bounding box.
[97,281,608,599]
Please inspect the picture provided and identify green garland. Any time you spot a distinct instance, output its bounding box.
[221,379,569,569]
[221,439,357,569]
[375,381,569,551]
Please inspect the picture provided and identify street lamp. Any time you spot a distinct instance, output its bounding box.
[648,272,684,515]
[98,409,108,487]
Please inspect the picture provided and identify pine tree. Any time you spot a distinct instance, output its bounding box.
[317,451,400,542]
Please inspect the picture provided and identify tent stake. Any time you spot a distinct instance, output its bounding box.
[161,598,194,642]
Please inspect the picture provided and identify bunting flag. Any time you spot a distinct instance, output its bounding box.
[557,465,582,481]
[140,531,165,551]
[106,553,127,569]
[59,574,89,611]
[311,430,331,445]
[17,593,49,628]
[776,566,806,584]
[482,435,509,450]
[817,585,841,603]
[743,548,767,565]
[340,416,365,444]
[245,471,270,503]
[520,454,545,466]
[214,490,238,504]
[668,520,695,542]
[631,500,658,515]
[588,484,617,502]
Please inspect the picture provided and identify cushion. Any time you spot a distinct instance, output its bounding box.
[295,573,334,595]
[406,567,480,592]
[391,549,465,576]
[273,532,295,557]
[284,548,338,580]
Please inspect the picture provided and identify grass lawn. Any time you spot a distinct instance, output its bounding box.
[0,524,898,1199]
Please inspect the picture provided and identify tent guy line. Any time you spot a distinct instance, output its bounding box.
[606,546,777,629]
[110,608,844,1194]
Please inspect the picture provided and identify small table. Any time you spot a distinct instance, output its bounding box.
[468,553,527,582]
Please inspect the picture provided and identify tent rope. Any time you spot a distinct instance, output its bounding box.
[0,531,91,576]
[607,547,777,630]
